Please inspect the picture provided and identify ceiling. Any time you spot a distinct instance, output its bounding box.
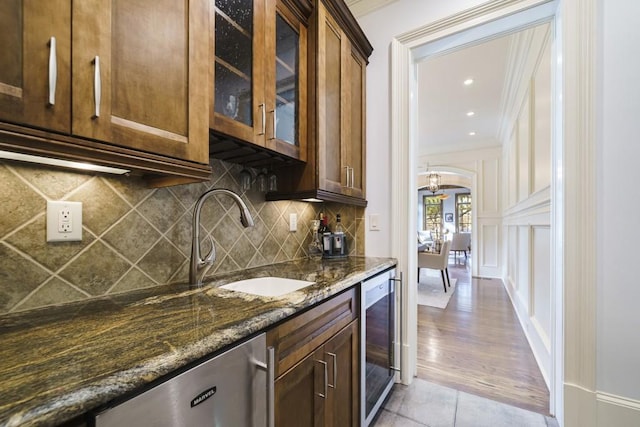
[345,3,550,172]
[345,0,399,16]
[416,34,513,157]
[343,1,517,158]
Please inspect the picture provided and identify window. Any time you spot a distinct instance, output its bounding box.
[456,193,472,232]
[423,195,443,238]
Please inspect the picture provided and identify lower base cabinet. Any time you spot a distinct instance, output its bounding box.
[267,288,359,427]
[275,321,358,427]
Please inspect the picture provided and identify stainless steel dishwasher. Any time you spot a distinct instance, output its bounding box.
[93,333,274,427]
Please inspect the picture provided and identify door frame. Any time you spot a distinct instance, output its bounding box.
[389,0,597,425]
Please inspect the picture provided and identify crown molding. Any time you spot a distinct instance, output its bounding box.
[344,0,398,17]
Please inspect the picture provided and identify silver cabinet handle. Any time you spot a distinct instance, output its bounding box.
[269,109,276,140]
[266,346,275,427]
[92,56,101,118]
[315,359,328,398]
[390,272,403,372]
[47,37,57,106]
[255,346,275,427]
[259,103,266,135]
[326,352,337,389]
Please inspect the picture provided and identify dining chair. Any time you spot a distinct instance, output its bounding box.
[417,240,451,292]
[450,232,471,261]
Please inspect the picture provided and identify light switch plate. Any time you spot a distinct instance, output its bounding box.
[47,200,82,242]
[289,213,297,232]
[369,214,380,231]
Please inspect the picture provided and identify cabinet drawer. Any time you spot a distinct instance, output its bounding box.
[267,288,357,378]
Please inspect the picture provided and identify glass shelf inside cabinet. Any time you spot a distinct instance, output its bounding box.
[214,0,253,126]
[274,14,298,145]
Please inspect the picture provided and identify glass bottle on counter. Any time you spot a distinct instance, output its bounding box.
[334,213,344,250]
[308,220,323,259]
[318,212,330,234]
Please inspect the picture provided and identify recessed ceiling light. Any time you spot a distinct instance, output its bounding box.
[466,111,475,117]
[469,132,476,136]
[464,78,474,86]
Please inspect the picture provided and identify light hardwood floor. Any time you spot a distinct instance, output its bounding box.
[416,256,550,415]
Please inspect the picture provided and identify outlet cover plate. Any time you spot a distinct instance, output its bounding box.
[47,200,82,242]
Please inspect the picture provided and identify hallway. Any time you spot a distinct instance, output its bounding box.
[371,377,558,427]
[416,258,550,414]
[371,256,555,426]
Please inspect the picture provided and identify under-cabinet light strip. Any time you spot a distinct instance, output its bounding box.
[0,150,130,175]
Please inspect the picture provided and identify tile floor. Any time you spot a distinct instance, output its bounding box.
[371,378,559,427]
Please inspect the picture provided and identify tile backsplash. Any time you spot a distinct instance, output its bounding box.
[0,158,364,314]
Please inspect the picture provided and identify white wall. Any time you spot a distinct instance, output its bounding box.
[598,0,640,403]
[502,25,553,386]
[359,0,488,257]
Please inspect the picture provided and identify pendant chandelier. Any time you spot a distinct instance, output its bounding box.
[427,171,441,194]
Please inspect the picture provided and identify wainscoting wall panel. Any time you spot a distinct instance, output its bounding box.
[532,225,551,350]
[517,225,531,311]
[517,92,531,203]
[480,223,499,270]
[501,23,553,388]
[481,158,500,214]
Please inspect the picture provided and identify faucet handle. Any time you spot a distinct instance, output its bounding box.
[201,234,216,265]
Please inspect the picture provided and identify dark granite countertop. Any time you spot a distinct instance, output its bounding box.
[0,256,396,427]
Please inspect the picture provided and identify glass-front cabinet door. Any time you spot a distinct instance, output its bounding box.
[212,0,266,146]
[211,0,307,161]
[265,2,307,161]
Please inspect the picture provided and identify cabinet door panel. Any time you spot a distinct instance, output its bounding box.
[317,5,346,194]
[275,351,323,427]
[73,0,208,163]
[347,49,365,199]
[264,1,307,161]
[324,321,359,427]
[0,0,71,133]
[212,0,266,146]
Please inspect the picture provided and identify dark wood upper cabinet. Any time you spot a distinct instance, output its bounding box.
[346,44,366,200]
[266,0,372,206]
[211,0,309,163]
[0,0,71,133]
[71,0,209,164]
[0,0,211,185]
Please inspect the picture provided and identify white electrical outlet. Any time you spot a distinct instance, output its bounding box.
[47,201,82,242]
[289,213,297,232]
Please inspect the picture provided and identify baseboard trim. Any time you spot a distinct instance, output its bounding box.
[501,278,551,389]
[597,391,640,411]
[597,391,640,426]
[564,384,640,426]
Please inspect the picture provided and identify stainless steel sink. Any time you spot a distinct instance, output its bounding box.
[219,277,315,297]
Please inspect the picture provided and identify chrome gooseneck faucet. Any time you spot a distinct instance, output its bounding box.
[190,188,254,286]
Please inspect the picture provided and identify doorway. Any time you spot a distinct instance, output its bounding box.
[388,0,563,418]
